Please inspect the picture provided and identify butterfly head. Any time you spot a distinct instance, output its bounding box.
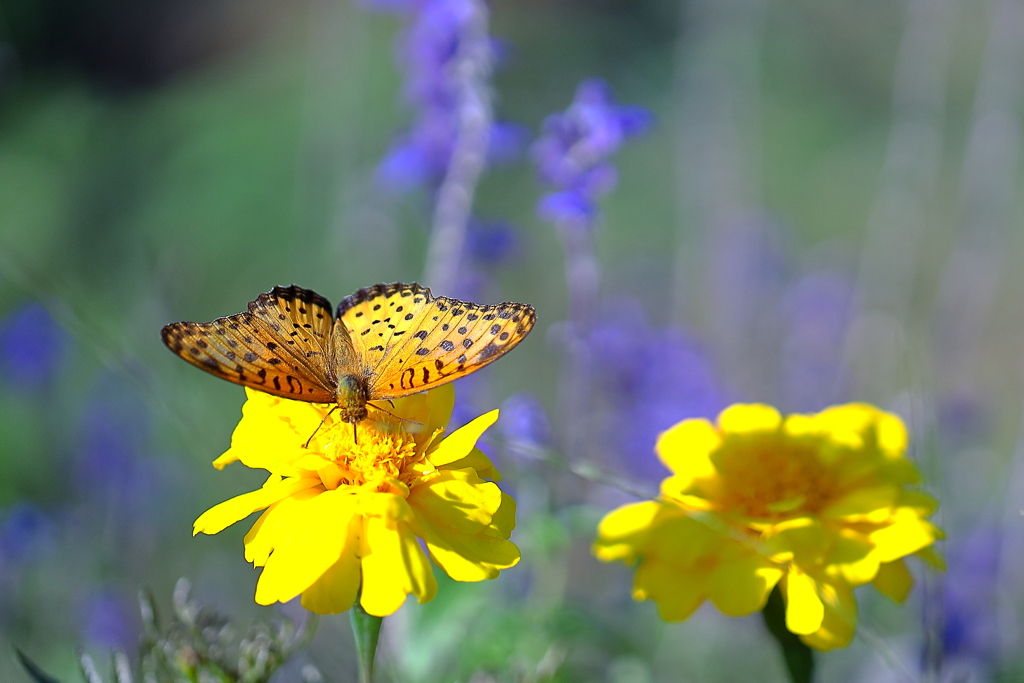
[336,374,370,424]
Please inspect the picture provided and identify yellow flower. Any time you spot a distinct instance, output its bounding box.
[194,383,519,617]
[594,403,943,650]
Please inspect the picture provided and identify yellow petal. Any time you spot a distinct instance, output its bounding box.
[718,404,782,434]
[706,545,784,616]
[244,508,274,566]
[785,567,824,635]
[254,490,358,605]
[655,419,721,479]
[814,404,908,463]
[799,579,858,651]
[898,489,939,516]
[483,491,516,538]
[412,510,520,581]
[293,452,333,472]
[241,481,321,565]
[764,517,829,566]
[244,487,326,566]
[915,545,947,571]
[297,508,362,615]
[193,477,321,536]
[873,558,913,603]
[356,492,415,528]
[391,383,455,444]
[870,509,941,562]
[360,517,437,616]
[227,389,328,471]
[644,509,723,566]
[212,449,239,469]
[875,410,909,458]
[592,501,669,564]
[634,558,708,622]
[408,470,500,535]
[828,528,879,586]
[441,446,502,481]
[781,414,816,438]
[820,486,900,522]
[428,410,499,467]
[317,462,345,489]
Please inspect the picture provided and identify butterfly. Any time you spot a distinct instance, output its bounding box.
[161,282,536,425]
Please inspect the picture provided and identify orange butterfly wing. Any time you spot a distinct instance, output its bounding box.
[161,285,338,402]
[336,282,536,399]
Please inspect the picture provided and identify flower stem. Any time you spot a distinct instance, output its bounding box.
[350,602,383,683]
[761,585,815,683]
[423,0,493,292]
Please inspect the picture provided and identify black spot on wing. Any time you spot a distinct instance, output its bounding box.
[336,282,433,318]
[479,342,501,360]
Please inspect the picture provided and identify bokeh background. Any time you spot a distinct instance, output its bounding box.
[2,0,1023,680]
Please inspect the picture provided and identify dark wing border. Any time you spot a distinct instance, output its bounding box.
[259,284,334,318]
[336,282,433,319]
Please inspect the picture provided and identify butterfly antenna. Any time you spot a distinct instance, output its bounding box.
[366,402,423,426]
[303,406,339,449]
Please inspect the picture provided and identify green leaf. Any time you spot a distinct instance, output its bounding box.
[15,649,65,683]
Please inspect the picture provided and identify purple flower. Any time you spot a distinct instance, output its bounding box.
[0,503,53,565]
[371,0,525,194]
[532,78,652,226]
[500,393,552,450]
[937,392,989,452]
[465,219,520,266]
[376,137,433,191]
[487,121,529,166]
[941,523,1000,672]
[75,374,149,490]
[0,303,67,390]
[585,300,725,481]
[537,191,598,229]
[80,590,136,650]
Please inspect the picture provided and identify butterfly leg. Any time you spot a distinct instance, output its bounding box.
[367,402,423,426]
[303,405,339,449]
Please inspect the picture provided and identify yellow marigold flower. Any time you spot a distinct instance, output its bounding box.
[194,383,519,617]
[594,402,944,651]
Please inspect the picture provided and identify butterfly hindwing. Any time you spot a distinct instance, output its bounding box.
[337,282,536,399]
[161,285,337,401]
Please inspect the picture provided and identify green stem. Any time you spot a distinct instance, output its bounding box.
[350,601,384,683]
[761,585,815,683]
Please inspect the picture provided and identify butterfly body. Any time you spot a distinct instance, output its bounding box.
[161,283,535,423]
[334,374,370,424]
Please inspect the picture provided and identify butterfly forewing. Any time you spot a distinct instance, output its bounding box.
[161,285,337,402]
[337,282,536,399]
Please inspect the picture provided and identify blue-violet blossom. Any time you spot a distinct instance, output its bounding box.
[372,0,526,192]
[532,79,652,228]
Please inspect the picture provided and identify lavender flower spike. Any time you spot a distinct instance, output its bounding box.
[533,80,651,463]
[533,79,653,328]
[532,78,653,230]
[421,0,494,293]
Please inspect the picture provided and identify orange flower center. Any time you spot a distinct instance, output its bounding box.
[311,413,422,492]
[710,434,837,519]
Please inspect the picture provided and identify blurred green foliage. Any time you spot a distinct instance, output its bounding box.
[2,0,1023,681]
